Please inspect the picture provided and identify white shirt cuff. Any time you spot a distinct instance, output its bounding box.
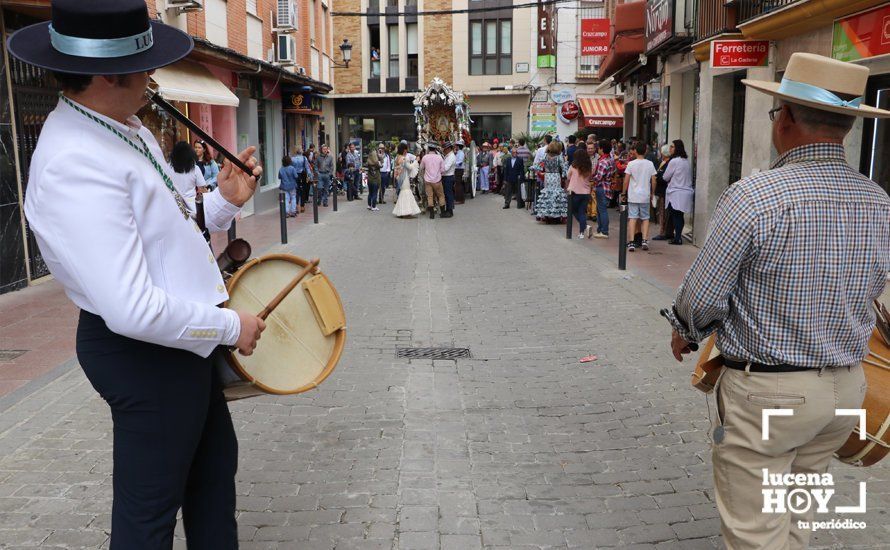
[203,189,242,232]
[221,308,241,347]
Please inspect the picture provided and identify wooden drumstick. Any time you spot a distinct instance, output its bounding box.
[257,258,320,321]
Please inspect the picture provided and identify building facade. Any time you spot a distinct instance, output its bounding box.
[327,0,624,155]
[690,0,890,241]
[0,0,333,294]
[598,0,890,246]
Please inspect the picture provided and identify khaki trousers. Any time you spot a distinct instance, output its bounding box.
[425,180,445,208]
[713,365,866,550]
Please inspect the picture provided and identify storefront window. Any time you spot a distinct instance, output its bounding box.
[470,114,512,144]
[344,115,416,148]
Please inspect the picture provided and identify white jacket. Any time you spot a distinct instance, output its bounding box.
[24,97,242,357]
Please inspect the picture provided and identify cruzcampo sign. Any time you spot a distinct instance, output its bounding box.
[710,39,770,69]
[832,4,890,62]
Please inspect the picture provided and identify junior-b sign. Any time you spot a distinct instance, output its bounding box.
[711,39,770,69]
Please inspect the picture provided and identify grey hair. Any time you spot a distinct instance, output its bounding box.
[782,101,856,136]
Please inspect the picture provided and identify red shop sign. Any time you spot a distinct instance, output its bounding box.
[584,116,623,128]
[580,19,610,56]
[559,101,580,122]
[832,4,890,62]
[710,39,770,69]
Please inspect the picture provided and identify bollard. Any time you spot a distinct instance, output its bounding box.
[618,199,628,270]
[313,181,319,224]
[333,177,338,212]
[565,191,573,239]
[278,190,288,245]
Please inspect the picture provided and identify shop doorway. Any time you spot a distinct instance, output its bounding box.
[728,74,746,184]
[11,56,54,280]
[860,75,890,195]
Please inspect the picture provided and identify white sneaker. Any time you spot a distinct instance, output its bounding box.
[594,232,609,239]
[577,234,585,239]
[367,206,372,210]
[372,207,380,211]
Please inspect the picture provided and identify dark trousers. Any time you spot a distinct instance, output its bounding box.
[442,175,455,212]
[379,172,391,202]
[595,187,610,235]
[297,172,310,206]
[502,178,524,207]
[454,169,465,203]
[667,204,685,242]
[368,181,379,208]
[76,311,238,550]
[348,171,361,200]
[570,193,590,235]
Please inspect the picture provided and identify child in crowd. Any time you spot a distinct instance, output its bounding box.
[622,142,657,252]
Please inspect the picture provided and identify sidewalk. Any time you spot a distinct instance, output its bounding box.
[507,198,700,292]
[0,202,325,402]
[0,194,699,401]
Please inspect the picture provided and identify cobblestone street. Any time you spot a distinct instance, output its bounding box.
[0,195,888,549]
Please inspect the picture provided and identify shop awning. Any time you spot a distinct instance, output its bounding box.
[578,96,624,128]
[598,1,646,81]
[151,60,239,107]
[578,97,623,118]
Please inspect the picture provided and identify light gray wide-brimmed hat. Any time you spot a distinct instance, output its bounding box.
[743,52,890,118]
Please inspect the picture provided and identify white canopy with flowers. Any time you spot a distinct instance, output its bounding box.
[413,78,472,147]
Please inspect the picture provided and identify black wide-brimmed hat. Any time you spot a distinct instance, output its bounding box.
[7,0,193,75]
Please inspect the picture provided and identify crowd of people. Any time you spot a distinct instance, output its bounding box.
[488,132,695,253]
[169,131,695,248]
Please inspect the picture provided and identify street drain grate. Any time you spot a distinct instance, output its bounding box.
[396,347,471,360]
[0,350,27,362]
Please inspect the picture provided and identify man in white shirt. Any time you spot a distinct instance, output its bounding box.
[454,142,466,203]
[378,143,392,204]
[622,142,658,252]
[441,142,457,218]
[8,1,264,546]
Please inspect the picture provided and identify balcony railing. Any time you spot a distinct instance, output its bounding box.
[738,0,802,25]
[696,0,737,41]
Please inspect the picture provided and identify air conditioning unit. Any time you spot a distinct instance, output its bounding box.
[167,0,203,11]
[275,0,297,32]
[276,34,296,66]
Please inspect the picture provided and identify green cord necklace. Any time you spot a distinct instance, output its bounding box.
[60,94,191,220]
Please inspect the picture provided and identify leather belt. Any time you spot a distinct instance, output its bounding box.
[723,359,815,373]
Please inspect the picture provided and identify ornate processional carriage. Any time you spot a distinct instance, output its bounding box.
[412,78,476,195]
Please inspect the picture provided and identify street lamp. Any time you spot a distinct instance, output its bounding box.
[333,39,352,69]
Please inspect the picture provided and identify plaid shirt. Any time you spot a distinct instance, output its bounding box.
[665,143,890,368]
[591,153,615,191]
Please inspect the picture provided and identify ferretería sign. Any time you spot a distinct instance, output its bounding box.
[645,0,674,53]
